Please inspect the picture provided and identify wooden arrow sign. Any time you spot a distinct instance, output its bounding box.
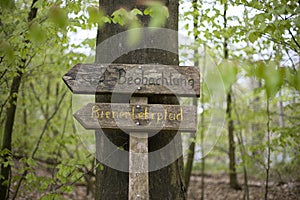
[73,103,196,132]
[63,63,200,97]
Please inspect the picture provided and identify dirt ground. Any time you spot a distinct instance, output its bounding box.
[64,173,300,200]
[13,169,300,199]
[187,173,300,200]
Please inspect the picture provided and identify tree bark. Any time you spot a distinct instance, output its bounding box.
[0,72,23,200]
[223,0,240,190]
[227,92,241,190]
[95,0,185,199]
[265,99,271,200]
[200,44,206,200]
[184,0,199,190]
[184,129,196,190]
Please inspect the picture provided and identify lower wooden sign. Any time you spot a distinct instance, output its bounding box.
[74,103,196,132]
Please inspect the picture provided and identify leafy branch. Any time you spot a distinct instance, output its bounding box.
[11,90,67,200]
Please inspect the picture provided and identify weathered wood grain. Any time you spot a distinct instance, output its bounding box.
[73,103,196,132]
[129,97,149,200]
[63,63,200,97]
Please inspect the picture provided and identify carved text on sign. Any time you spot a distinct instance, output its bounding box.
[63,64,200,97]
[91,104,183,123]
[73,103,196,132]
[117,70,195,89]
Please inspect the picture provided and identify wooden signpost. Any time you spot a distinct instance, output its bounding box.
[63,63,200,200]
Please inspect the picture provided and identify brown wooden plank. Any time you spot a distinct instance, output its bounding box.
[63,63,200,97]
[129,97,149,200]
[73,103,196,132]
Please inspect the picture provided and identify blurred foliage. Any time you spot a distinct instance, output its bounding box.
[181,0,300,183]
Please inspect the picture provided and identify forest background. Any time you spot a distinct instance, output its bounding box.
[0,0,299,199]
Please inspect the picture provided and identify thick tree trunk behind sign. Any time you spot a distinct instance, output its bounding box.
[95,0,185,199]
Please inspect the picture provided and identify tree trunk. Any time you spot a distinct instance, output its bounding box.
[278,88,286,164]
[0,72,23,199]
[200,44,207,200]
[184,120,196,190]
[95,0,185,199]
[184,0,199,190]
[227,92,241,190]
[265,99,271,200]
[233,97,250,200]
[223,0,240,190]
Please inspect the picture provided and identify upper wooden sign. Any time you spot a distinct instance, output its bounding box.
[74,103,196,132]
[63,63,200,97]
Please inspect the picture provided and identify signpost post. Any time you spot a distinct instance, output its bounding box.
[63,63,200,200]
[128,96,149,200]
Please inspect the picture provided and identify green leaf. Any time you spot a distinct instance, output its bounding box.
[220,0,227,5]
[256,14,265,22]
[1,180,9,187]
[295,16,300,27]
[248,31,258,43]
[254,61,283,98]
[29,23,46,43]
[265,24,275,33]
[262,64,284,98]
[292,70,300,91]
[254,61,266,79]
[40,194,61,200]
[0,41,14,62]
[131,8,143,16]
[87,6,104,27]
[184,23,189,30]
[25,173,36,183]
[99,164,104,171]
[102,16,111,23]
[49,7,68,29]
[111,8,127,26]
[39,179,52,191]
[143,2,169,27]
[26,157,36,167]
[144,8,151,16]
[0,0,15,10]
[33,0,43,9]
[296,6,300,15]
[61,185,74,194]
[218,60,238,93]
[0,149,11,156]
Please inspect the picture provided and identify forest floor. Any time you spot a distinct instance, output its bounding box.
[187,173,300,200]
[66,173,300,200]
[64,173,300,200]
[12,164,300,200]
